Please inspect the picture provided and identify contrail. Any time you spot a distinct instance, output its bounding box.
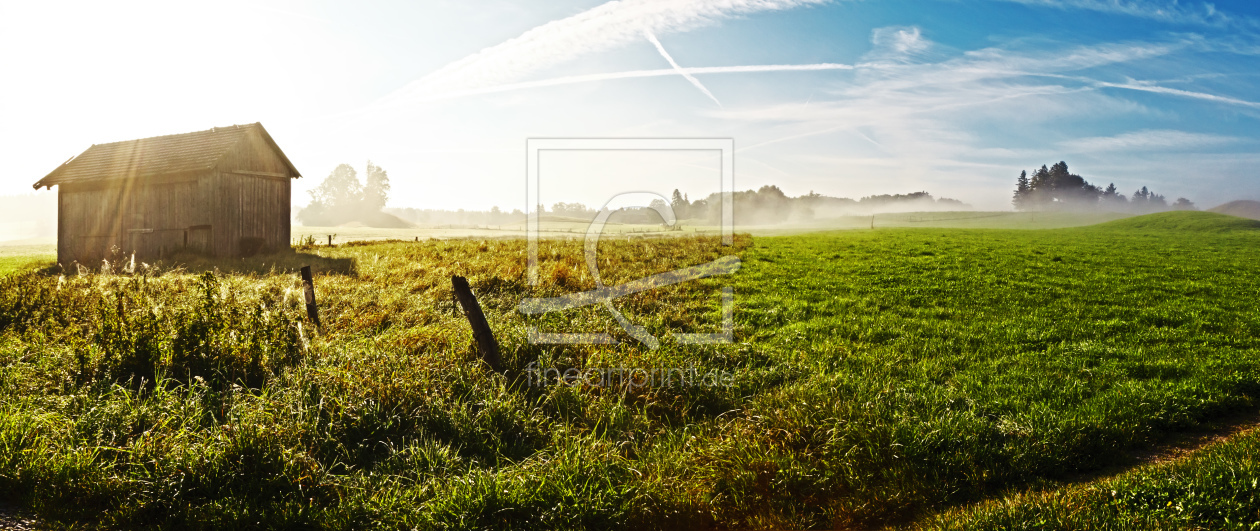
[1096,81,1260,109]
[376,63,855,106]
[382,0,828,103]
[645,30,723,107]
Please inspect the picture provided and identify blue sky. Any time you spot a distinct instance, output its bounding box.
[2,0,1258,211]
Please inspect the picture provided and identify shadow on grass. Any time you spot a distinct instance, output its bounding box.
[38,249,358,277]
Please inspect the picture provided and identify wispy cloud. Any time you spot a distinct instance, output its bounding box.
[696,30,1233,202]
[1059,129,1244,152]
[865,26,934,63]
[702,25,1260,206]
[714,36,1187,139]
[338,5,1260,209]
[996,0,1248,27]
[381,0,828,104]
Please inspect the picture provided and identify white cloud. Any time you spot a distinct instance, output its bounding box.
[1059,129,1244,152]
[866,26,933,62]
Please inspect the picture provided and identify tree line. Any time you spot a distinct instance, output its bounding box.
[532,186,970,225]
[295,161,976,228]
[1012,161,1194,212]
[297,162,393,226]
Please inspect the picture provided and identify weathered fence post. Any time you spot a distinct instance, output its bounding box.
[300,266,322,333]
[451,276,503,372]
[327,235,333,246]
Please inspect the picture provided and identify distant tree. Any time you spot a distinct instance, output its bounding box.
[362,161,390,212]
[860,191,934,205]
[1025,165,1050,208]
[748,185,792,223]
[298,162,393,226]
[299,164,362,225]
[1014,161,1106,210]
[1046,161,1100,206]
[550,202,591,217]
[1172,197,1196,210]
[312,164,362,210]
[1100,182,1128,209]
[670,189,689,219]
[690,198,709,219]
[1013,170,1031,210]
[1130,186,1168,213]
[1102,182,1120,199]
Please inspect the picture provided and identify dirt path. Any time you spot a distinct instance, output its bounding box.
[1066,408,1260,485]
[887,409,1260,530]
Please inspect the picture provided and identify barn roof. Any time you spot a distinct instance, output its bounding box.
[32,122,301,189]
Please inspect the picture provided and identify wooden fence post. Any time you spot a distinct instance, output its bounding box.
[300,266,322,333]
[451,276,503,372]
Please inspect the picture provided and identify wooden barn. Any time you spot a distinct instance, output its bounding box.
[32,123,301,265]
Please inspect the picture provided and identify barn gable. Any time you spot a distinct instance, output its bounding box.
[32,123,300,265]
[33,123,299,189]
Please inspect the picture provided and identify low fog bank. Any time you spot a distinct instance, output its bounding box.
[713,187,973,225]
[0,194,56,243]
[387,206,526,227]
[388,186,971,228]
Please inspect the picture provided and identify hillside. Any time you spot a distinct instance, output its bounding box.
[1208,199,1260,221]
[1092,210,1260,232]
[337,211,415,229]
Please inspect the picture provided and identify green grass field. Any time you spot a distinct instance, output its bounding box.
[0,244,55,276]
[1,210,1258,529]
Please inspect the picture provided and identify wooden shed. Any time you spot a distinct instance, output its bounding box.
[32,123,301,265]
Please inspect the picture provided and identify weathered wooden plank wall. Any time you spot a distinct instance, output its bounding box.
[211,128,296,257]
[55,126,297,264]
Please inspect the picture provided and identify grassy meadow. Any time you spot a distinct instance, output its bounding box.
[293,210,1132,244]
[1,211,1259,529]
[0,244,56,276]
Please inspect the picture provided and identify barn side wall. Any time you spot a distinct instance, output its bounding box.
[57,173,210,266]
[210,173,291,257]
[210,128,295,257]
